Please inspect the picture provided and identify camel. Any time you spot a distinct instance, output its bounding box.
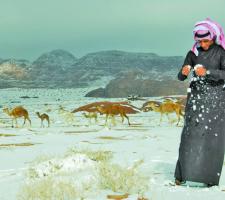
[58,105,75,124]
[97,106,117,126]
[71,101,139,113]
[97,104,139,126]
[145,101,184,126]
[160,96,186,113]
[36,112,50,127]
[3,106,31,128]
[82,112,98,124]
[71,101,140,126]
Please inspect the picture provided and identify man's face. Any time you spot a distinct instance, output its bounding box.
[199,39,214,50]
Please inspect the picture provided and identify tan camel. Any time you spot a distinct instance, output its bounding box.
[97,104,139,126]
[82,112,98,124]
[3,106,31,127]
[161,97,186,113]
[145,101,184,126]
[58,105,75,124]
[36,112,50,127]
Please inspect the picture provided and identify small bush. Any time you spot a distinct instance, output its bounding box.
[18,148,149,199]
[98,160,149,196]
[17,178,79,200]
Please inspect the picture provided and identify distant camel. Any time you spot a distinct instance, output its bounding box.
[144,101,184,126]
[161,97,186,113]
[82,112,98,124]
[58,105,75,124]
[36,112,50,127]
[3,106,31,128]
[97,104,139,126]
[71,101,136,113]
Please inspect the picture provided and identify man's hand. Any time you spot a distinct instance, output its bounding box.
[181,65,191,76]
[194,65,207,76]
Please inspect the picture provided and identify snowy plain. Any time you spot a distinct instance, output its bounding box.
[0,88,225,200]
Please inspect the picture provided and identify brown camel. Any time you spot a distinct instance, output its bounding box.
[3,106,31,127]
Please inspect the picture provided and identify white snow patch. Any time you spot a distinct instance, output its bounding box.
[193,105,197,111]
[30,154,96,178]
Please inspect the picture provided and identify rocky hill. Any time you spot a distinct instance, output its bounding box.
[85,71,188,98]
[0,49,187,95]
[29,49,78,87]
[68,50,183,81]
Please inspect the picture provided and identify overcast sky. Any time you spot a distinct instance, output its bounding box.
[0,0,225,60]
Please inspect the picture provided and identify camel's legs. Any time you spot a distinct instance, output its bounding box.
[120,113,124,123]
[23,117,26,126]
[159,112,163,126]
[105,114,109,126]
[176,109,182,126]
[166,113,173,124]
[94,116,98,123]
[15,118,18,128]
[176,112,181,126]
[47,119,50,127]
[11,118,15,128]
[111,115,116,126]
[124,113,130,125]
[27,117,31,126]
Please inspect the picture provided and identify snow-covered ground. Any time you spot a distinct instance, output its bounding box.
[0,88,225,200]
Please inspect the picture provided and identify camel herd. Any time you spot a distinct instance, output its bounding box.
[71,101,140,126]
[1,95,187,128]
